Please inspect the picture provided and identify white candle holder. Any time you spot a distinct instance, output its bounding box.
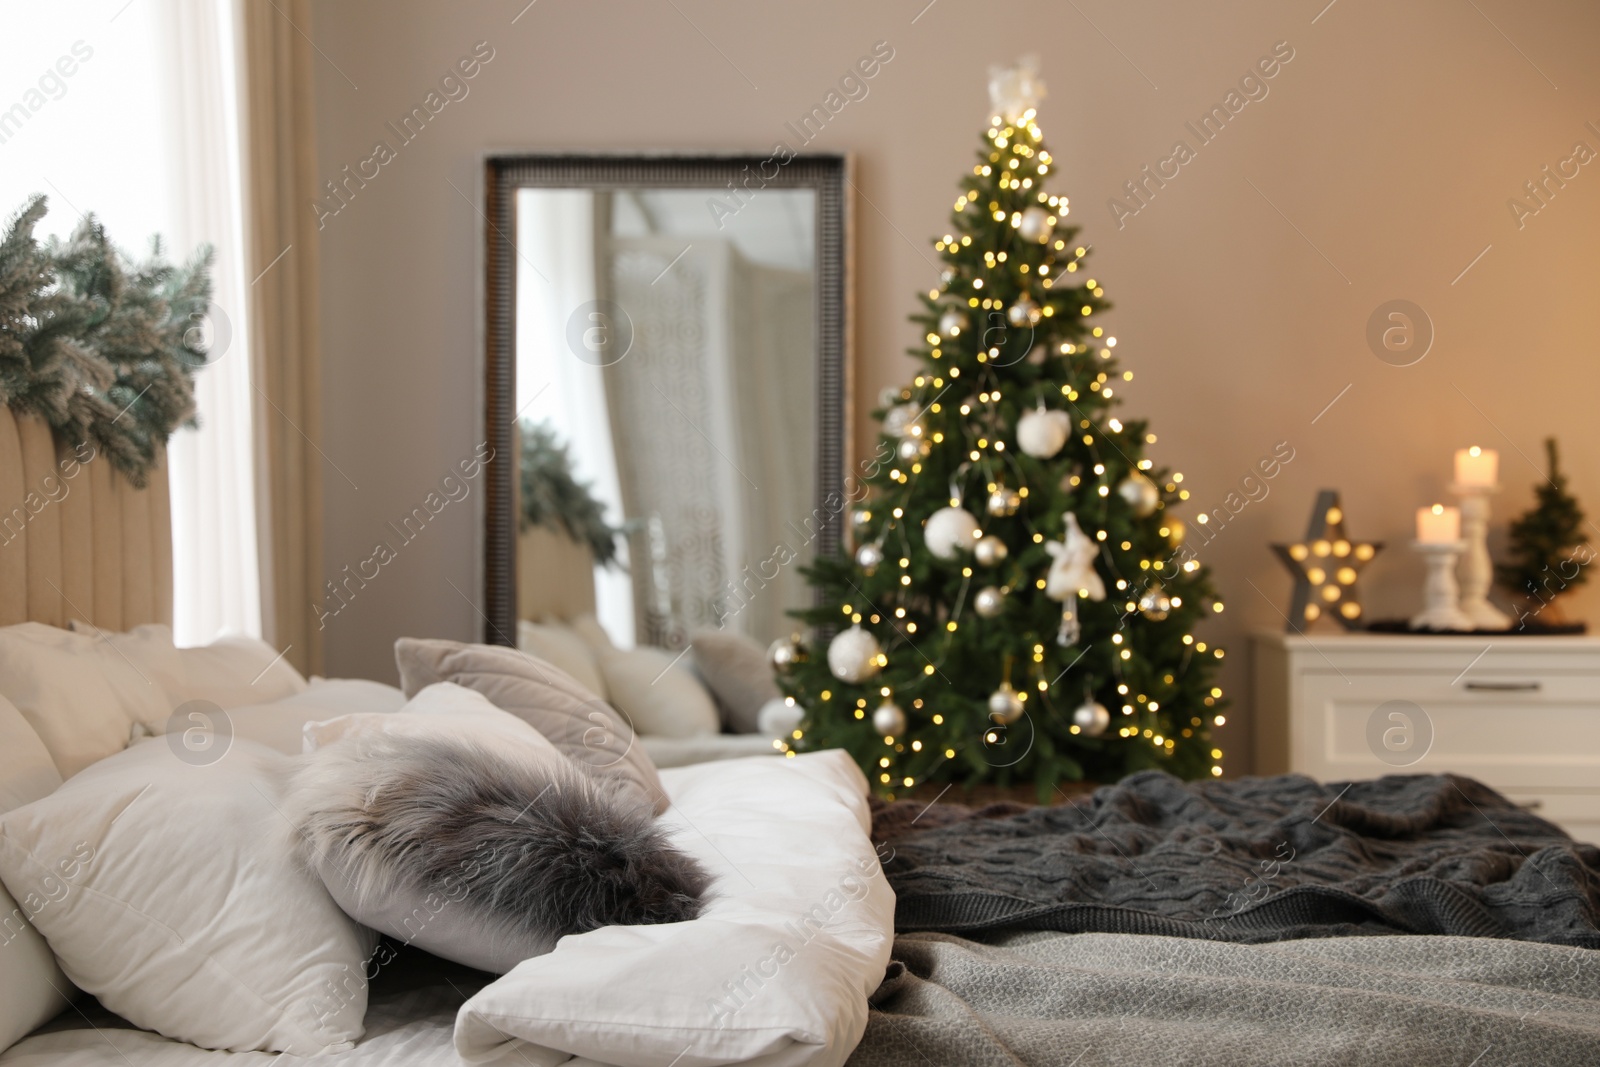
[1451,481,1511,630]
[1410,541,1474,631]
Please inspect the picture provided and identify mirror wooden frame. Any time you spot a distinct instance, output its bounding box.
[480,153,853,646]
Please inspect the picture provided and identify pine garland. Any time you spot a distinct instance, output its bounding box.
[0,195,213,486]
[517,418,630,568]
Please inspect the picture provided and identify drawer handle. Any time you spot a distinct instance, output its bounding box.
[1464,681,1542,692]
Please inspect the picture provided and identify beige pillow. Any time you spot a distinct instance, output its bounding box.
[690,629,781,734]
[394,638,666,814]
[179,636,307,709]
[598,647,720,740]
[517,620,606,699]
[564,613,618,656]
[0,623,137,777]
[0,692,72,1053]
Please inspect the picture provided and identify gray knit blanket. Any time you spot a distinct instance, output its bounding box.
[873,771,1600,946]
[847,931,1600,1067]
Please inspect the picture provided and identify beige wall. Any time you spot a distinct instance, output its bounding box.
[308,0,1600,773]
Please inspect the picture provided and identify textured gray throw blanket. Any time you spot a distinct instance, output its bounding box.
[847,931,1600,1067]
[874,771,1600,946]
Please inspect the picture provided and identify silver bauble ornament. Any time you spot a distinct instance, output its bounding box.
[1007,295,1042,326]
[924,506,981,560]
[1118,472,1160,517]
[1018,205,1053,243]
[941,267,956,285]
[767,634,803,670]
[973,586,1007,618]
[855,542,885,573]
[851,507,873,531]
[871,699,907,737]
[883,403,920,438]
[1138,581,1172,621]
[987,682,1025,724]
[1026,343,1050,366]
[827,625,882,683]
[1017,407,1071,459]
[1072,699,1111,737]
[974,535,1008,567]
[986,486,1021,517]
[898,436,931,462]
[938,307,968,338]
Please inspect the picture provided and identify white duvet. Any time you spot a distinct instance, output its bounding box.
[0,751,895,1067]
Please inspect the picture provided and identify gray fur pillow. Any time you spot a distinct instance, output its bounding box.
[394,638,667,814]
[287,732,711,974]
[690,629,781,734]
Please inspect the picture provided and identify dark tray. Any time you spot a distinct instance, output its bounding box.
[1365,618,1588,636]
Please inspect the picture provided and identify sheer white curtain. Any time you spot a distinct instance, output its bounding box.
[0,1,260,645]
[515,189,635,646]
[159,0,262,646]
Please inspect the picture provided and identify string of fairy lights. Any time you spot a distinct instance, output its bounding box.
[774,108,1228,790]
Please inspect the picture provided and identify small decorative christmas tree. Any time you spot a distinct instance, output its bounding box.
[1497,437,1589,623]
[774,61,1227,798]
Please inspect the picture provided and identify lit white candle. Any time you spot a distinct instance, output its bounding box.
[1416,503,1460,544]
[1454,446,1498,488]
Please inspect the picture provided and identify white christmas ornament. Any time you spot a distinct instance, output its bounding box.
[899,436,931,462]
[1017,407,1072,459]
[1119,472,1160,517]
[883,403,921,438]
[1007,295,1041,326]
[1138,581,1172,621]
[974,585,1007,618]
[855,542,885,573]
[757,698,803,740]
[986,486,1021,516]
[1019,206,1053,243]
[974,535,1008,567]
[827,625,882,683]
[924,505,981,560]
[938,307,968,338]
[1072,699,1111,737]
[987,682,1025,724]
[988,55,1047,124]
[871,699,907,737]
[767,634,803,670]
[1044,512,1106,603]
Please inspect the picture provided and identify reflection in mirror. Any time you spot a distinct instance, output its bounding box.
[514,187,817,650]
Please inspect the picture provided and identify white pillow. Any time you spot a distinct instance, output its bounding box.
[454,750,893,1067]
[66,621,187,720]
[0,738,376,1055]
[0,623,139,777]
[0,692,72,1055]
[518,620,607,699]
[193,678,406,756]
[179,635,307,709]
[598,646,720,739]
[302,680,563,755]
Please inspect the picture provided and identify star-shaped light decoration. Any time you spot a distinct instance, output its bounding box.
[1272,490,1382,632]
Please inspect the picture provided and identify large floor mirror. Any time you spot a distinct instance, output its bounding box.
[482,155,850,653]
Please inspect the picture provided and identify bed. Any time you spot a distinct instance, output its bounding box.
[2,407,1599,1067]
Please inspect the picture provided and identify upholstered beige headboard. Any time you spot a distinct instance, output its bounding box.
[0,408,173,631]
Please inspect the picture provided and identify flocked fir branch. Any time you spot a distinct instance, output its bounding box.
[517,418,632,569]
[0,195,212,486]
[773,61,1228,798]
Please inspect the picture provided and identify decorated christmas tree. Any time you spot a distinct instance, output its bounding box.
[773,61,1227,797]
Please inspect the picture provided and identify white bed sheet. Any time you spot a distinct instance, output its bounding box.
[0,966,482,1066]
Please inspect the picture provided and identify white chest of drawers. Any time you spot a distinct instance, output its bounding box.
[1253,631,1600,844]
